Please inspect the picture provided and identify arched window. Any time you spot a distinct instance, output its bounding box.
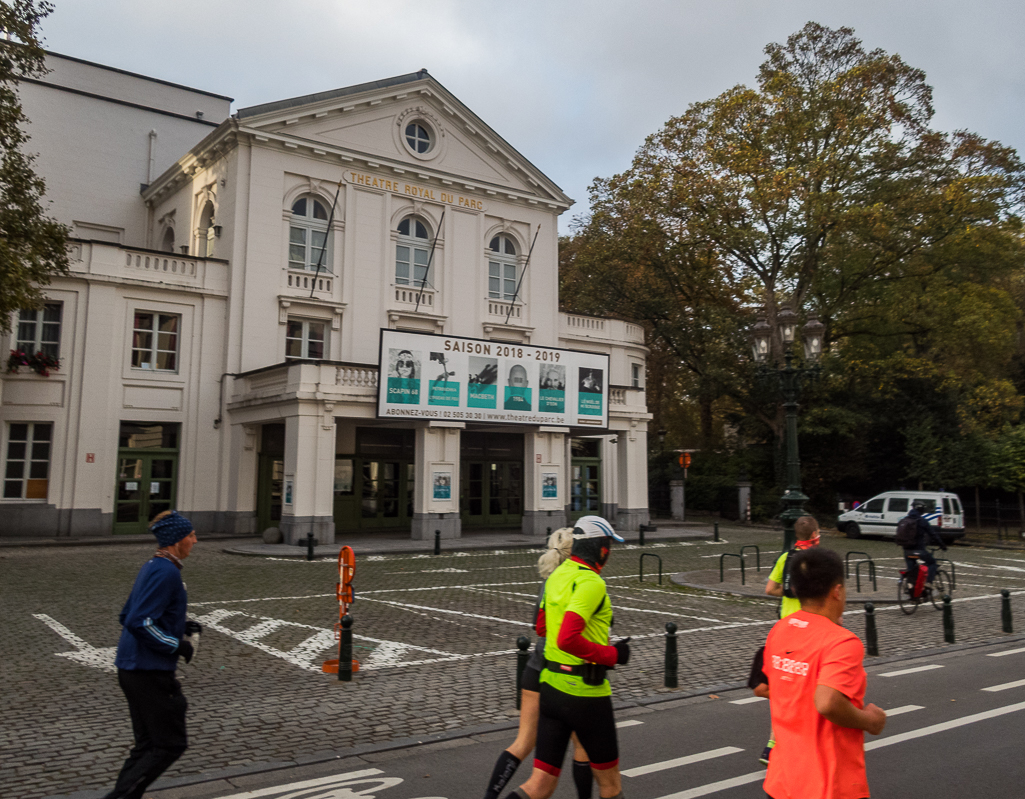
[488,235,518,302]
[289,195,331,271]
[395,216,432,288]
[160,227,175,253]
[199,201,215,258]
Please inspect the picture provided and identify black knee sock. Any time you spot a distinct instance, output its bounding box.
[572,760,593,799]
[485,750,521,799]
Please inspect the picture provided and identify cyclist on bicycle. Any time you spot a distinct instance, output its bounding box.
[901,499,947,588]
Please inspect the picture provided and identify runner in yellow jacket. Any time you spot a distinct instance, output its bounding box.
[502,515,630,799]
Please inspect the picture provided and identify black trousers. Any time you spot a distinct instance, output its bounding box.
[103,669,188,799]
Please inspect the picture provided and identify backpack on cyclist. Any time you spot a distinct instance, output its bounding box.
[895,515,918,547]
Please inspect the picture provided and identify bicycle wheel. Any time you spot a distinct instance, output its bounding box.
[897,576,917,615]
[930,570,949,610]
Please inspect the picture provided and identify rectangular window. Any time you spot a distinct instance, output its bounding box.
[290,226,329,272]
[396,244,430,287]
[3,422,52,499]
[488,261,517,301]
[285,318,327,360]
[132,312,180,371]
[16,303,62,358]
[631,363,642,388]
[888,497,908,514]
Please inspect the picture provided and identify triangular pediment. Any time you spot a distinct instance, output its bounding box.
[235,72,571,207]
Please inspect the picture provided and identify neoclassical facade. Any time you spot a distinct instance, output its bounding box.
[1,53,651,541]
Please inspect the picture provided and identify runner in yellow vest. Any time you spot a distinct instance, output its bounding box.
[502,515,630,799]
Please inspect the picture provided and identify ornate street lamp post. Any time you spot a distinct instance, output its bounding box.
[752,308,826,551]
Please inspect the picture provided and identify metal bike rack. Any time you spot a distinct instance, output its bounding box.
[845,551,871,578]
[639,552,663,585]
[739,545,762,572]
[855,560,877,592]
[719,553,746,585]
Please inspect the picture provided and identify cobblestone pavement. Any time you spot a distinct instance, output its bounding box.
[2,527,1024,799]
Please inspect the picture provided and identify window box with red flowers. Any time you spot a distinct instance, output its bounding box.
[6,350,61,377]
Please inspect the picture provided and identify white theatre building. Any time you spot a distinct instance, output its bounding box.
[0,52,651,541]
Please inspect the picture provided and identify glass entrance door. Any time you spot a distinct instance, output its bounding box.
[256,455,284,533]
[359,460,414,528]
[114,423,179,534]
[461,461,523,528]
[569,460,601,523]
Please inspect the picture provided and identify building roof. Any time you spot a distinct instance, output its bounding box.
[236,70,430,119]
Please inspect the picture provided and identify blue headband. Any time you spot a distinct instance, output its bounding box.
[151,511,193,547]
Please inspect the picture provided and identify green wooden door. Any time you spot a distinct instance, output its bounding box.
[358,460,414,529]
[461,460,523,528]
[114,453,178,534]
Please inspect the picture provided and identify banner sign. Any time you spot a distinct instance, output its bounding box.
[377,330,609,429]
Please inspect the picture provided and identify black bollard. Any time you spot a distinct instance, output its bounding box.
[306,532,316,561]
[434,529,441,556]
[664,622,678,688]
[714,523,719,542]
[865,603,879,657]
[338,615,353,682]
[546,526,552,538]
[516,636,530,709]
[943,595,955,644]
[639,525,645,547]
[1002,589,1013,634]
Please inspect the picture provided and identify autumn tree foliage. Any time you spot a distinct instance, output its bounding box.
[563,23,1025,509]
[0,1,69,334]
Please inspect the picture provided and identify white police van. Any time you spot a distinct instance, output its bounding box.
[837,491,965,541]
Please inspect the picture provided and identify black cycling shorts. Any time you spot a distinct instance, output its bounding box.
[534,682,618,774]
[521,664,541,693]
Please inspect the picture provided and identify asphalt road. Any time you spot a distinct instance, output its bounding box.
[146,638,1025,799]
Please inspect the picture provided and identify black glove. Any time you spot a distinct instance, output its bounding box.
[178,639,195,664]
[613,637,632,665]
[185,620,203,636]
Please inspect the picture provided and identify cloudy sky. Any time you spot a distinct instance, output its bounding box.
[39,1,1024,232]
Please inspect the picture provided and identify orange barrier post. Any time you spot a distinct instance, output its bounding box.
[323,545,360,678]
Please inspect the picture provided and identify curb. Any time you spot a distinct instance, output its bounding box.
[223,532,715,559]
[53,632,1025,799]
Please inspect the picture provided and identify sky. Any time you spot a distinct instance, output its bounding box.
[39,1,1025,233]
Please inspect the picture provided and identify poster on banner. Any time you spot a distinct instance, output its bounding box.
[542,472,558,499]
[433,471,452,500]
[377,330,609,429]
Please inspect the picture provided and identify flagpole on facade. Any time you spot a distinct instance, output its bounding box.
[505,225,541,325]
[308,180,343,299]
[415,209,445,313]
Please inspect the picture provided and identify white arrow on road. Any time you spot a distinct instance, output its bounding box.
[34,613,116,672]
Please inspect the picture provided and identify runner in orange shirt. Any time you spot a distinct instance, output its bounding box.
[763,548,886,799]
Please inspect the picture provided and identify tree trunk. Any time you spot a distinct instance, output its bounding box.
[975,485,981,532]
[1018,491,1024,536]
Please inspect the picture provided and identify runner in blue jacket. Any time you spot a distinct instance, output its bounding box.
[102,510,200,799]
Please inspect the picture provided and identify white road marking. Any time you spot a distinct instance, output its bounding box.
[988,646,1025,657]
[612,603,725,623]
[622,746,743,777]
[211,768,391,798]
[357,596,529,626]
[651,701,1025,799]
[33,614,117,672]
[649,769,764,798]
[190,594,333,606]
[616,719,644,728]
[879,664,944,677]
[865,700,1025,750]
[982,679,1025,692]
[729,696,767,705]
[884,705,924,716]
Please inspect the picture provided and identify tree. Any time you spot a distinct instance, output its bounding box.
[0,1,69,334]
[563,22,1025,508]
